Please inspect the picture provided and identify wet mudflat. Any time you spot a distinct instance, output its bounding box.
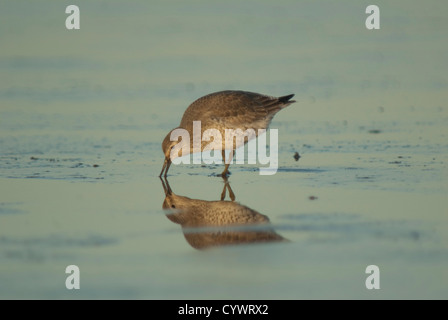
[1,1,447,299]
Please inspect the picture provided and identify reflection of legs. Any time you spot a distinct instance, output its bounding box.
[220,183,226,201]
[221,149,234,177]
[226,181,235,201]
[220,176,235,201]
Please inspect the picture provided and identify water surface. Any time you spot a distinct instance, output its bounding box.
[1,0,447,299]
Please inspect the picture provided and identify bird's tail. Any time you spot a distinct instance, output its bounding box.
[261,93,296,112]
[278,94,295,104]
[277,94,296,109]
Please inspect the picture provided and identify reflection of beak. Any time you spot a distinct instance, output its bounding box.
[159,176,172,196]
[159,157,172,177]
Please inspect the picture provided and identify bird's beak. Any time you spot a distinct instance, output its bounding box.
[159,156,172,177]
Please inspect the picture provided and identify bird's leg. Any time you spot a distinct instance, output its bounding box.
[221,149,233,177]
[221,149,226,165]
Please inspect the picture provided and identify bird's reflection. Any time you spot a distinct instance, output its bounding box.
[161,177,286,250]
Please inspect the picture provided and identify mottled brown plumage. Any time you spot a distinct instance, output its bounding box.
[160,177,286,250]
[160,90,295,177]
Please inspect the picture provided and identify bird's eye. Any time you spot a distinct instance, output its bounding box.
[171,204,176,208]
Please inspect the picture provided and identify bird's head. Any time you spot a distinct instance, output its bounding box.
[161,129,180,161]
[160,128,189,176]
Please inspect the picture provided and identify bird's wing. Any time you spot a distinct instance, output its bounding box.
[180,90,295,129]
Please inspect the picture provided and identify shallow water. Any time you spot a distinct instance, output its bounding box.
[1,0,448,299]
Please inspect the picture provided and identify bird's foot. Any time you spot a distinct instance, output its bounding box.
[220,170,231,178]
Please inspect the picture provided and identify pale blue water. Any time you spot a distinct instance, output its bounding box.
[1,0,447,299]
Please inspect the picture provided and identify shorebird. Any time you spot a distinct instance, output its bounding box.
[160,177,286,249]
[159,90,295,177]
